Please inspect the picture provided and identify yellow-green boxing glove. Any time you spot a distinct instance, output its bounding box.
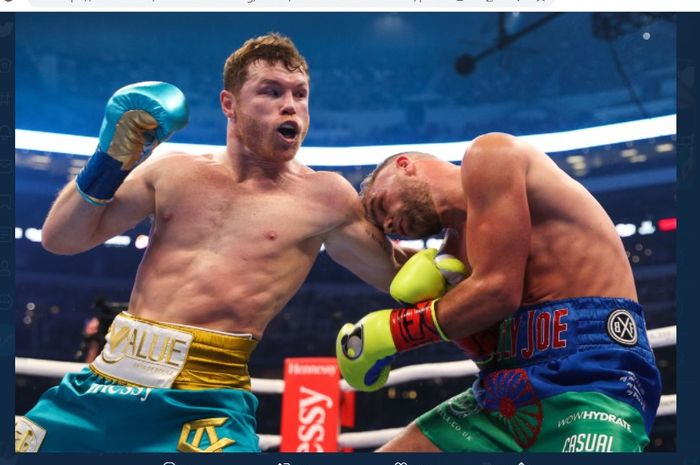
[336,301,445,391]
[336,249,468,392]
[390,248,469,305]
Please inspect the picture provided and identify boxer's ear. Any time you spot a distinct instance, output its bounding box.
[220,90,236,121]
[395,155,416,175]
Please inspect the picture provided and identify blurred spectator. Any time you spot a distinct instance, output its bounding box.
[74,297,126,363]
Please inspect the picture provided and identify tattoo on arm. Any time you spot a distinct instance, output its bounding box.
[365,225,392,255]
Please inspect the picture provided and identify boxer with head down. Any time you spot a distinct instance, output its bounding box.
[336,135,662,452]
[16,33,407,453]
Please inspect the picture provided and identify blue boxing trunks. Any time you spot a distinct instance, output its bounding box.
[416,297,662,452]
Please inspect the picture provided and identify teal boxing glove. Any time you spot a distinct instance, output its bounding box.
[75,81,189,206]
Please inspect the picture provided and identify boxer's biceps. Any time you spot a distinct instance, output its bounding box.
[325,217,396,292]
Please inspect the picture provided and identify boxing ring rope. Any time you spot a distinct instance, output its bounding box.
[15,324,677,450]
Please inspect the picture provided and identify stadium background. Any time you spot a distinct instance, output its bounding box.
[13,12,676,451]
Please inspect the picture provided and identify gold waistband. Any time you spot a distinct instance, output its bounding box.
[89,312,258,391]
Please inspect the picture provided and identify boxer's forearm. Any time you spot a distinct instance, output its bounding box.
[434,273,521,340]
[41,181,109,254]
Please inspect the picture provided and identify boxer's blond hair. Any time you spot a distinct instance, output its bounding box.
[223,33,309,95]
[359,152,436,200]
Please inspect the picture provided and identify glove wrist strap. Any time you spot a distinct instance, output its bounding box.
[75,149,131,205]
[389,299,449,352]
[430,300,450,341]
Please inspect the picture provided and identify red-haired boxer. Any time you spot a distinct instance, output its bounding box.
[16,33,404,453]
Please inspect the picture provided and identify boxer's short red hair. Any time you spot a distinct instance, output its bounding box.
[223,33,309,94]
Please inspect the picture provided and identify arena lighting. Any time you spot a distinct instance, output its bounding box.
[638,220,656,235]
[15,221,662,247]
[615,223,637,238]
[393,239,421,249]
[656,143,674,153]
[24,228,41,243]
[18,228,130,247]
[15,115,676,167]
[134,234,149,250]
[425,238,444,250]
[658,217,677,232]
[104,235,131,247]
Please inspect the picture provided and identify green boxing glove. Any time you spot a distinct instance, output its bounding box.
[390,248,469,305]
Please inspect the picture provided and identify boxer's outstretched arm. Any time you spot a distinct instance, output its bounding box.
[42,159,156,255]
[324,177,403,292]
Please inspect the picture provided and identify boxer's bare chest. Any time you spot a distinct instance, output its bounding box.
[151,161,340,252]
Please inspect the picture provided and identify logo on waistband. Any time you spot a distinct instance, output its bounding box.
[606,309,637,346]
[177,417,235,453]
[91,314,194,388]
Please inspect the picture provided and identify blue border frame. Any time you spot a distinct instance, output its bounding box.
[0,11,15,463]
[2,11,696,465]
[674,10,699,465]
